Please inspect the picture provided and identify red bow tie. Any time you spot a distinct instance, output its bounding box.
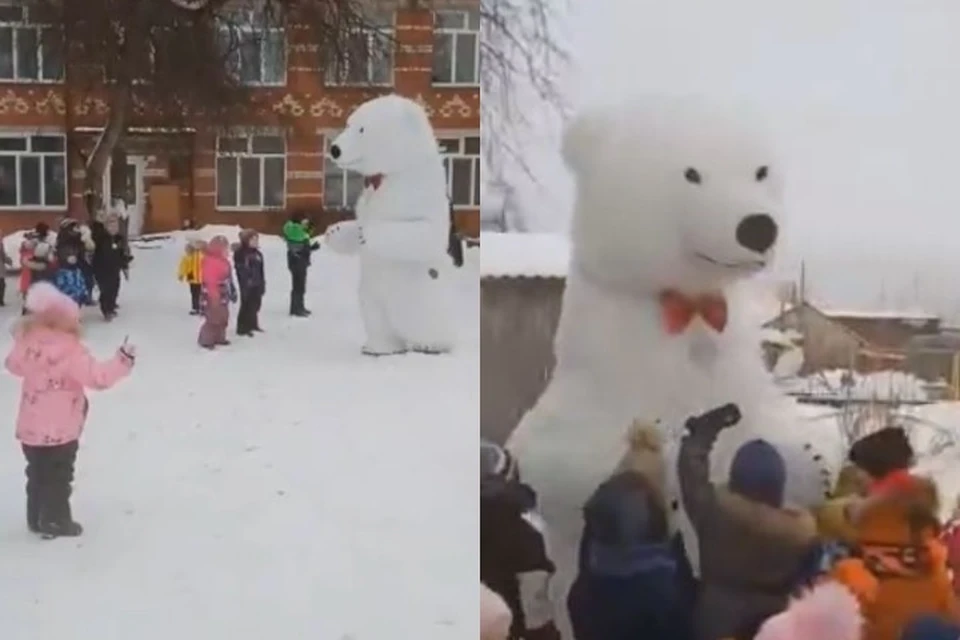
[364,174,384,190]
[659,289,728,334]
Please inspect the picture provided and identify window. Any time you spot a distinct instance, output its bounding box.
[0,133,66,208]
[218,10,285,86]
[322,133,364,210]
[325,13,394,86]
[216,134,286,209]
[432,10,479,86]
[0,3,63,82]
[439,135,480,208]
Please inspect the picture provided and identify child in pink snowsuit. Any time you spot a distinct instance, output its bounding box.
[4,282,135,538]
[197,235,237,350]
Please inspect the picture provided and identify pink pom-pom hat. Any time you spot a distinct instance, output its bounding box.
[25,281,81,326]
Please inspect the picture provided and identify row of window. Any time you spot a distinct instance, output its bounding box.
[216,133,481,211]
[0,132,480,211]
[0,7,479,87]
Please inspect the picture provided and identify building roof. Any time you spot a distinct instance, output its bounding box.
[479,231,570,279]
[820,308,940,322]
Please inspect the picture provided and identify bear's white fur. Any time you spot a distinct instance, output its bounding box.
[325,94,454,355]
[506,95,842,634]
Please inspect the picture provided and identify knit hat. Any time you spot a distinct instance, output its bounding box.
[239,228,257,243]
[728,439,786,507]
[899,615,960,640]
[753,581,863,640]
[25,282,80,325]
[847,427,914,480]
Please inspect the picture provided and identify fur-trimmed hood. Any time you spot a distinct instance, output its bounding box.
[716,488,818,549]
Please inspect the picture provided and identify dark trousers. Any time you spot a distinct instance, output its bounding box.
[0,276,5,305]
[189,283,202,312]
[289,265,307,314]
[97,270,121,315]
[23,440,79,529]
[237,288,263,333]
[81,262,96,301]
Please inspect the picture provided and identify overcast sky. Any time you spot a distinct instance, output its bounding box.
[507,0,960,319]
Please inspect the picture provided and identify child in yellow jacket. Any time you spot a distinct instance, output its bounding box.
[177,239,204,315]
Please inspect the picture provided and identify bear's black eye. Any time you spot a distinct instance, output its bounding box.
[755,165,769,182]
[359,127,365,134]
[684,167,701,184]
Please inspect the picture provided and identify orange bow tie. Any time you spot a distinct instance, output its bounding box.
[659,289,728,334]
[364,174,384,190]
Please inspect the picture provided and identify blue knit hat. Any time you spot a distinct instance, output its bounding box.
[728,439,786,507]
[900,615,960,640]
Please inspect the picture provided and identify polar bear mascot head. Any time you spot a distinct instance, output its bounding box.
[330,94,441,177]
[555,95,841,509]
[563,95,783,295]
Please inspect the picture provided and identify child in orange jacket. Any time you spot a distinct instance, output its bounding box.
[820,428,959,640]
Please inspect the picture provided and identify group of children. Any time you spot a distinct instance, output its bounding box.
[481,410,960,640]
[178,228,266,349]
[1,216,131,321]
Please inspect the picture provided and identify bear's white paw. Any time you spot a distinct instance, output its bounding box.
[323,221,363,255]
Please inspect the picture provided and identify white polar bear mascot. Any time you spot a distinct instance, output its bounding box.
[506,96,842,636]
[324,94,454,356]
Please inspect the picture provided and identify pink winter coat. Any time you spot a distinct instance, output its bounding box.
[201,250,230,302]
[4,327,133,446]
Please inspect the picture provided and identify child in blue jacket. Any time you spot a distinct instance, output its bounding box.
[53,244,88,307]
[567,470,693,640]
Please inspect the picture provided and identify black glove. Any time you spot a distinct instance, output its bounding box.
[684,403,741,434]
[310,241,320,251]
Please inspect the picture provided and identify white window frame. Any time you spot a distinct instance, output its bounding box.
[324,14,395,87]
[321,132,365,210]
[438,133,480,209]
[432,9,479,87]
[0,2,63,83]
[218,9,287,87]
[215,133,287,211]
[0,131,67,210]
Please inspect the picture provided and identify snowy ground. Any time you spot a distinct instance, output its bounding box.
[0,227,478,639]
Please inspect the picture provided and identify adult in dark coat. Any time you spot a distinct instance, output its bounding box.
[481,440,561,640]
[90,214,131,320]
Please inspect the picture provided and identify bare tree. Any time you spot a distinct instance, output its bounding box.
[33,0,379,219]
[480,0,568,228]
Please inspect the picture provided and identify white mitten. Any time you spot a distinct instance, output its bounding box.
[323,220,363,255]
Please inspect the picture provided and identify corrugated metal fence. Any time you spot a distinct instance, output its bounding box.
[480,275,565,443]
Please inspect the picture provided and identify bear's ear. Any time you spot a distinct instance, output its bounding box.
[561,111,606,175]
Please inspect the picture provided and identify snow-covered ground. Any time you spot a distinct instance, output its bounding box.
[0,227,478,639]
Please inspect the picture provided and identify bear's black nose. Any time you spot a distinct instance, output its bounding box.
[330,144,341,159]
[735,213,778,254]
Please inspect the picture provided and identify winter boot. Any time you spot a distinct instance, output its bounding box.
[39,482,82,539]
[26,487,39,533]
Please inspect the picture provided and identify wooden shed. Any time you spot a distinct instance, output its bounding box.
[480,232,569,443]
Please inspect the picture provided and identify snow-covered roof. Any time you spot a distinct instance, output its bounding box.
[480,231,570,279]
[821,308,940,322]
